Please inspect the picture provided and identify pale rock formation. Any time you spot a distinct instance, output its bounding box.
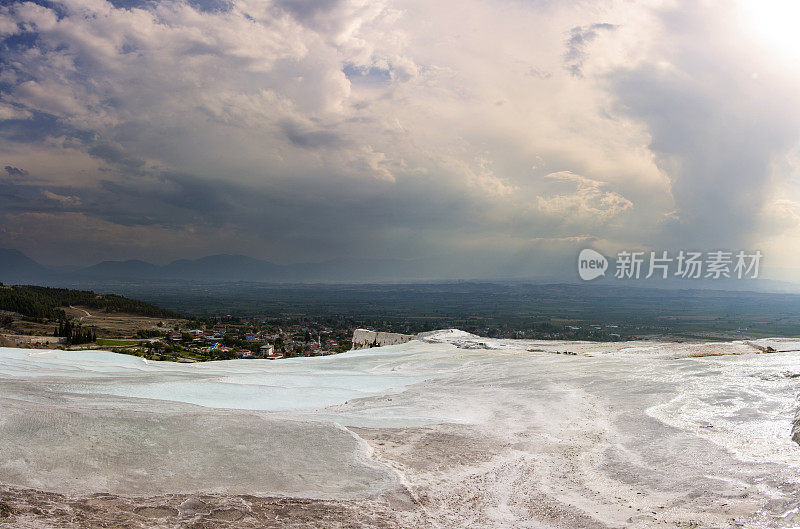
[351,329,416,349]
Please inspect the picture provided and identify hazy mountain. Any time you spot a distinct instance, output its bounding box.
[78,260,161,280]
[161,254,285,281]
[1,249,798,293]
[156,255,435,282]
[0,250,433,284]
[0,248,55,284]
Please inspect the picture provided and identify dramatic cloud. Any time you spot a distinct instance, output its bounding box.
[537,171,633,224]
[4,165,28,179]
[607,1,800,253]
[0,0,798,280]
[564,23,617,78]
[42,189,82,207]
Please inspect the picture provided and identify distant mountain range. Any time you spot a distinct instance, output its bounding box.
[0,248,450,284]
[0,249,56,283]
[2,248,799,293]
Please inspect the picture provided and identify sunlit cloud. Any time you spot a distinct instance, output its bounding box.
[0,0,798,280]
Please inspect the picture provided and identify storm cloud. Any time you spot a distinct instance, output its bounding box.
[4,165,28,179]
[0,0,798,280]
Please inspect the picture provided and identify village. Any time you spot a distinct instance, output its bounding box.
[0,292,357,362]
[139,319,356,361]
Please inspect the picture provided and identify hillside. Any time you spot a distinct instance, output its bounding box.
[0,284,181,320]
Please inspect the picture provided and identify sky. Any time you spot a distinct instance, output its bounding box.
[0,0,799,280]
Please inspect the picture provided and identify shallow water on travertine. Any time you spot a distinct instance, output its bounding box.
[2,333,800,528]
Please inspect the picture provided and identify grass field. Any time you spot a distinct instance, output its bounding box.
[95,338,147,346]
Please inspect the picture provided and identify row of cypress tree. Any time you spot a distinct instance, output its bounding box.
[54,319,97,345]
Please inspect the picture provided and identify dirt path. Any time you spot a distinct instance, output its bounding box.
[67,306,92,321]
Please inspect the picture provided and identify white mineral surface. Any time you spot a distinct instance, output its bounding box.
[2,332,800,528]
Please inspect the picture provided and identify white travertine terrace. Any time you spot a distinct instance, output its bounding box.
[2,331,800,527]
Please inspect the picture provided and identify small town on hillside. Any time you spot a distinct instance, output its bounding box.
[120,319,356,361]
[0,284,355,360]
